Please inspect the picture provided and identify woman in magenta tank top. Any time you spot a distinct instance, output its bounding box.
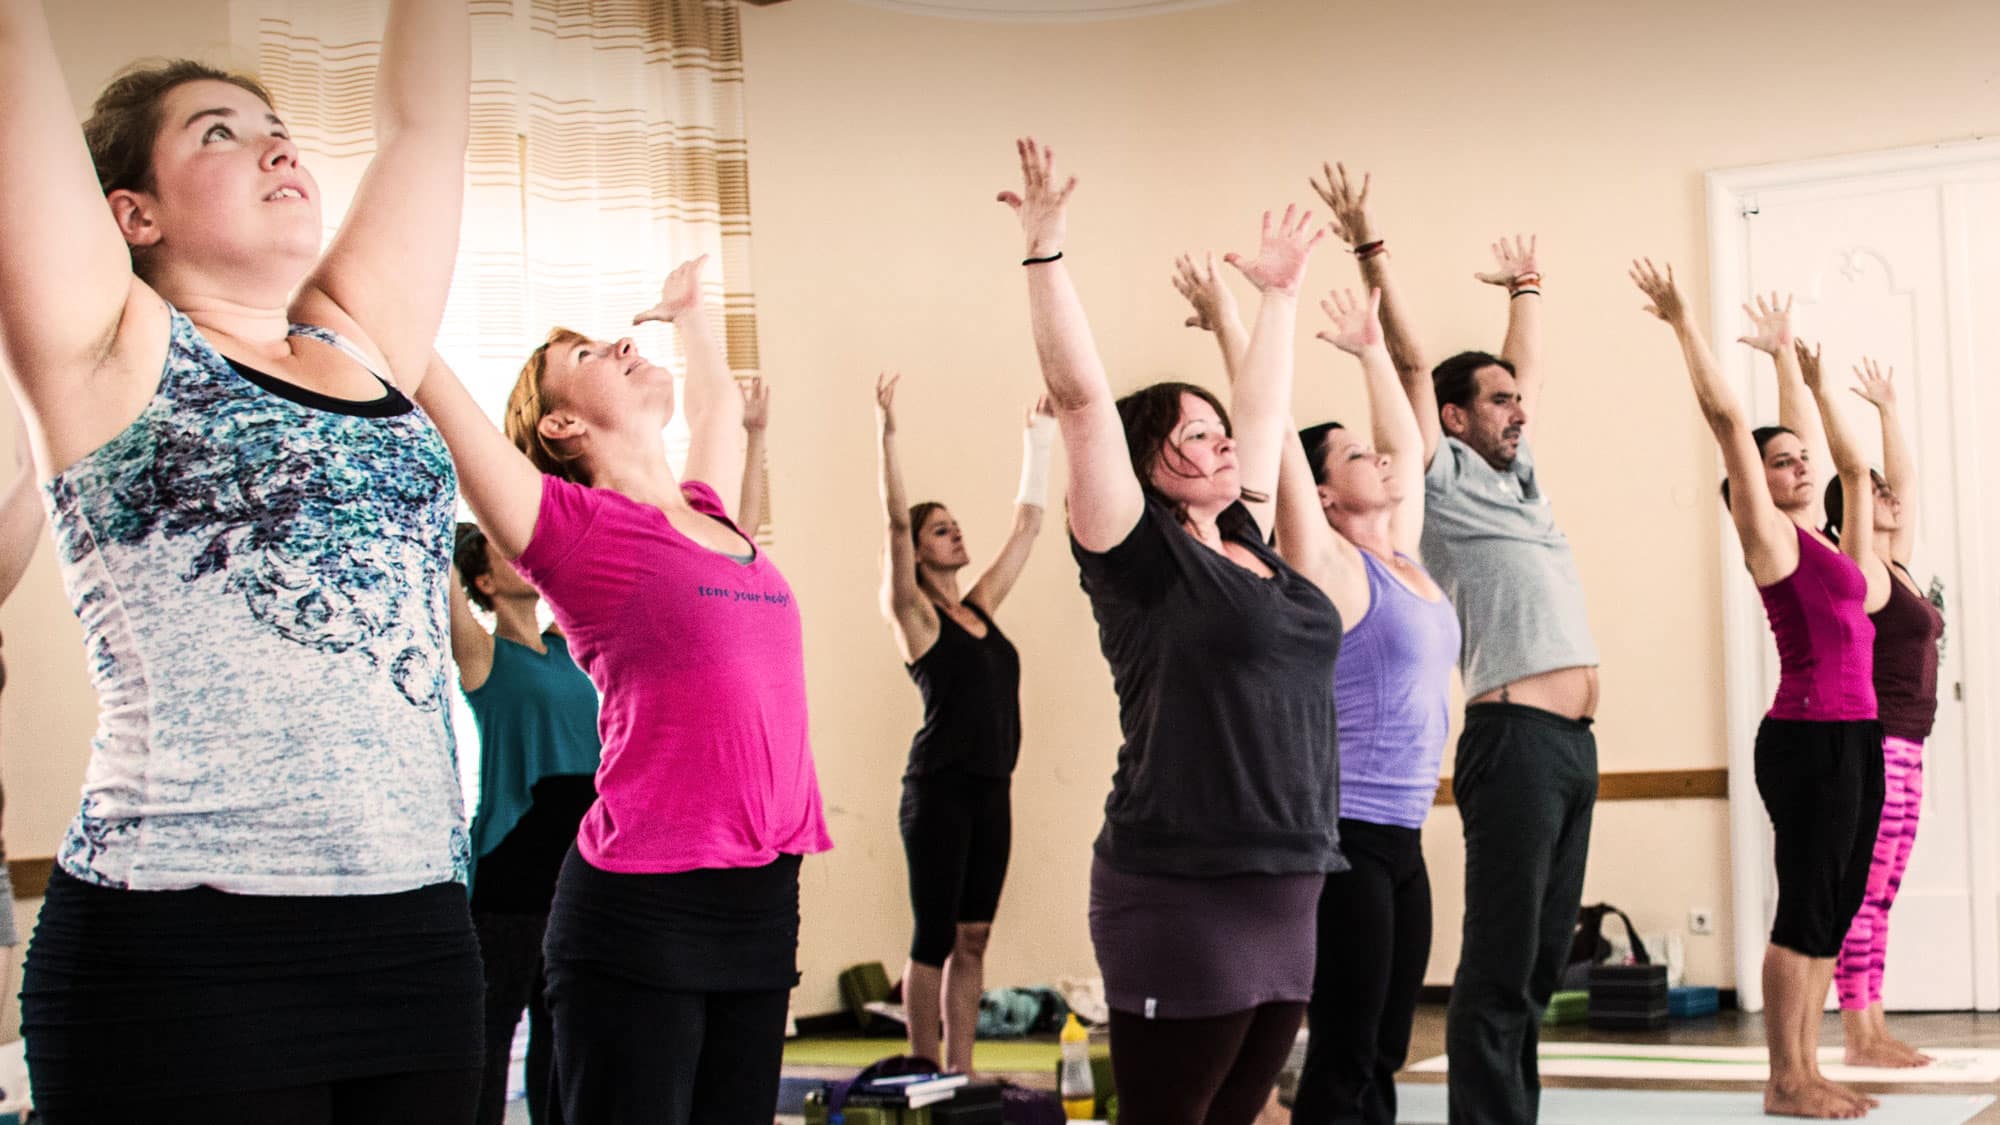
[414,257,831,1124]
[1633,264,1886,1121]
[1175,256,1457,1124]
[1824,359,1946,1070]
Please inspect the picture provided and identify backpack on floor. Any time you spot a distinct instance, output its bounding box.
[1563,901,1652,989]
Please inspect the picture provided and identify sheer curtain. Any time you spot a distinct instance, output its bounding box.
[239,0,766,501]
[238,0,769,809]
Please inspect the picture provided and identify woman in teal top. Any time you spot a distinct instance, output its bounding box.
[451,522,603,1125]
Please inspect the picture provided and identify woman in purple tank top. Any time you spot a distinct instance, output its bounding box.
[1176,252,1457,1124]
[1634,262,1886,1121]
[1824,359,1946,1070]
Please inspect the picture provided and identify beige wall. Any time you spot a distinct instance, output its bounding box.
[737,0,2000,1011]
[5,0,1994,1036]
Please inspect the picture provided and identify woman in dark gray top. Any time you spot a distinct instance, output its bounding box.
[998,138,1344,1125]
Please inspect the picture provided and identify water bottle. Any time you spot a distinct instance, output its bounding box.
[1058,1011,1095,1119]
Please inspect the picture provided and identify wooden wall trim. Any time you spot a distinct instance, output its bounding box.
[1434,768,1729,806]
[9,856,52,900]
[2,772,1729,897]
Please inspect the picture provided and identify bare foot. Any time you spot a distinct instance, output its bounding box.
[1885,1037,1935,1067]
[1816,1077,1879,1111]
[1844,1038,1925,1069]
[1766,1078,1867,1118]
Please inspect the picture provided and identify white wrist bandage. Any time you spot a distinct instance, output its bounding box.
[1015,415,1058,508]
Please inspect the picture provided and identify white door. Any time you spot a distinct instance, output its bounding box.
[1708,142,2000,1012]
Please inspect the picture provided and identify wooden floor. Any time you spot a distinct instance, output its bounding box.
[1401,1003,2000,1121]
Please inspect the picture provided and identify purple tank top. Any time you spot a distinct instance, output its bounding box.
[1334,550,1461,828]
[1757,525,1877,722]
[1871,564,1943,741]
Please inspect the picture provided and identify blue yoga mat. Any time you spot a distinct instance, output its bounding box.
[1392,1083,1995,1124]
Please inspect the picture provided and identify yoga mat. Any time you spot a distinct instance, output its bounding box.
[782,1036,1102,1072]
[1392,1084,1994,1124]
[1407,1043,2000,1084]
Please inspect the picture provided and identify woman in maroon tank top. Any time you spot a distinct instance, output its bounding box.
[1825,359,1947,1069]
[1632,263,1886,1121]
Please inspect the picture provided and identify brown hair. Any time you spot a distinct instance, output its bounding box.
[453,522,496,613]
[505,328,592,482]
[1113,381,1267,514]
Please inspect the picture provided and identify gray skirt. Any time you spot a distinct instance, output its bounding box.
[1088,854,1321,1020]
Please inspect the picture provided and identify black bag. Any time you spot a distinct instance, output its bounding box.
[1562,901,1651,989]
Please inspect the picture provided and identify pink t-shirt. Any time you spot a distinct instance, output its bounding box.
[514,474,832,874]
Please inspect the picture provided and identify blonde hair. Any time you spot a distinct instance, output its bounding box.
[504,327,591,482]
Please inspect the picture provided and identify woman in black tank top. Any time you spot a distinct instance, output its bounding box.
[873,372,1054,1072]
[1825,360,1948,1070]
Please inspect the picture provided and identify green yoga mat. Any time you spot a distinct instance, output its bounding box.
[782,1036,1106,1073]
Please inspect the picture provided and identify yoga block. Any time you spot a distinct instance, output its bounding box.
[1589,963,1669,1030]
[1542,989,1590,1026]
[929,1082,1005,1124]
[802,1090,933,1125]
[839,961,896,1032]
[1668,985,1719,1018]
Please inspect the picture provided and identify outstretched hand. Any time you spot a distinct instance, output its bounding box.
[1850,357,1897,412]
[741,377,770,431]
[997,137,1076,258]
[1314,288,1385,356]
[1171,252,1238,333]
[1736,292,1796,356]
[874,372,900,433]
[633,255,708,326]
[1308,161,1373,247]
[1628,258,1687,325]
[1223,205,1326,295]
[1475,234,1539,287]
[1793,339,1825,390]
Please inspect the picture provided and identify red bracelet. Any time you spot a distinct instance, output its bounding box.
[1355,241,1387,261]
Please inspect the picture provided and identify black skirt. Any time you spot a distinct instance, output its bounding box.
[22,869,483,1107]
[541,846,801,991]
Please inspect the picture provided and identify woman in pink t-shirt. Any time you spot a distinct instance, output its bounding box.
[414,257,831,1125]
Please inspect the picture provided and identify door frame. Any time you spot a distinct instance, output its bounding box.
[1706,138,2000,1013]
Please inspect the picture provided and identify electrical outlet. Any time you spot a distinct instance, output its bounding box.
[1689,908,1714,936]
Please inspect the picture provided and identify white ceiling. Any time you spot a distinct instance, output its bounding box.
[849,0,1238,22]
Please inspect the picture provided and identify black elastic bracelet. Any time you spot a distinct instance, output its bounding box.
[1351,239,1384,256]
[1510,288,1541,299]
[1022,251,1064,266]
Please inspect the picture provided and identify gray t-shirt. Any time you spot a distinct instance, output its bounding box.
[1420,435,1598,698]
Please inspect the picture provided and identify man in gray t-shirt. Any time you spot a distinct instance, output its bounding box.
[1315,167,1597,1125]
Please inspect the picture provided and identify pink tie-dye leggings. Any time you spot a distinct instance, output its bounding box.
[1835,734,1925,1010]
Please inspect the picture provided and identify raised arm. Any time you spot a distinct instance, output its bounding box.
[413,353,545,559]
[292,0,468,391]
[1796,341,1881,598]
[1477,235,1542,434]
[997,138,1140,552]
[634,255,745,507]
[1221,205,1327,536]
[447,554,496,691]
[966,398,1055,614]
[875,373,939,663]
[1737,293,1827,532]
[1312,162,1439,467]
[1850,358,1914,565]
[1317,288,1426,556]
[0,429,46,606]
[737,376,769,533]
[0,1,157,449]
[1172,252,1248,380]
[1632,260,1797,585]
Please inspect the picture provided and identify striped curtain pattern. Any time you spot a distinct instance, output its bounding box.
[242,0,769,536]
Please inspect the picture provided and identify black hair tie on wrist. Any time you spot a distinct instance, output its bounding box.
[1022,251,1064,266]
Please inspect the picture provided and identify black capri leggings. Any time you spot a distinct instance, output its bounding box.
[900,773,1012,966]
[1754,717,1884,957]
